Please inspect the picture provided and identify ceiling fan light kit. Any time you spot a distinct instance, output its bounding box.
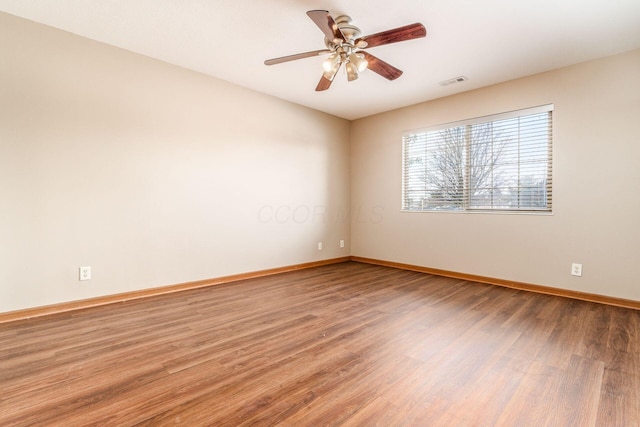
[264,10,426,91]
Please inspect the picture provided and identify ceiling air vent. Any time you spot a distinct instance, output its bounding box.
[439,75,468,86]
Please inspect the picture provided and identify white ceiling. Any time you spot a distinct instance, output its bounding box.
[1,0,640,120]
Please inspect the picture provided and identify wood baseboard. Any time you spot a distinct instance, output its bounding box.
[4,254,637,324]
[350,256,640,311]
[0,257,351,324]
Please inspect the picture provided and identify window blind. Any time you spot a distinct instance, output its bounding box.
[402,105,553,212]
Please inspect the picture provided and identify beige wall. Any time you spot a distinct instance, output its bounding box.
[0,13,351,313]
[351,48,640,300]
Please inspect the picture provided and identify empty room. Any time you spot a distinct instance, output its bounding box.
[1,1,639,425]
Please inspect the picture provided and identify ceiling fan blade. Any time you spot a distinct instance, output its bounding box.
[361,52,403,80]
[307,10,346,42]
[264,49,332,66]
[316,76,333,91]
[357,23,426,49]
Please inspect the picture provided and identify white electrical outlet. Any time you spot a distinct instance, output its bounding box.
[571,263,582,277]
[317,242,323,250]
[340,239,345,248]
[79,266,91,281]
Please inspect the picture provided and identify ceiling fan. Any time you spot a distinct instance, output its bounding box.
[264,10,426,91]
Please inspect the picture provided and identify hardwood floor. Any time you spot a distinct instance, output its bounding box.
[1,262,639,426]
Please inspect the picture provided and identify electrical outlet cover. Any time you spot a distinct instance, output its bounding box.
[79,266,91,281]
[571,263,582,277]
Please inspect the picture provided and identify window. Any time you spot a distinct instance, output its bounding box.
[402,105,553,213]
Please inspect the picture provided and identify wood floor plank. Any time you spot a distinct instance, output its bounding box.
[597,369,640,425]
[494,360,566,427]
[1,261,639,426]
